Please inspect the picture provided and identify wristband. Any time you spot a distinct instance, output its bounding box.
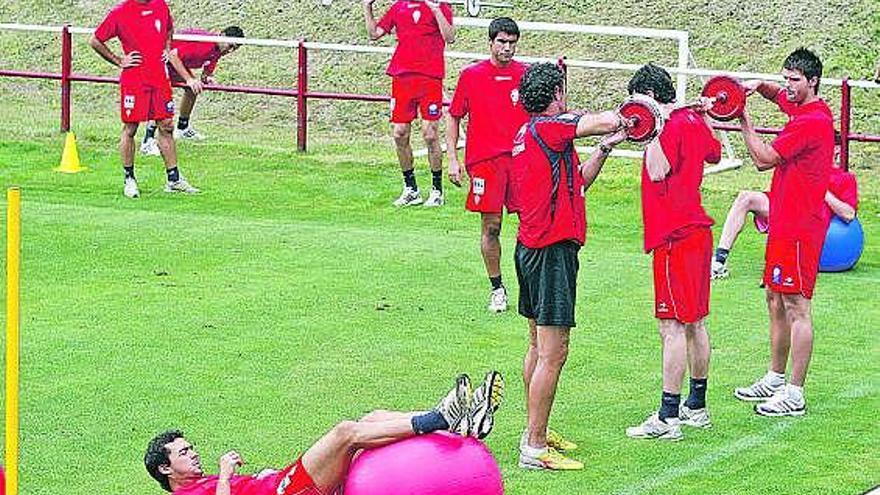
[598,143,613,155]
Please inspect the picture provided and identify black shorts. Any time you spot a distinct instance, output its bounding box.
[515,240,580,328]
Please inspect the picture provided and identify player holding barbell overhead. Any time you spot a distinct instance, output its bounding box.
[509,62,629,471]
[364,0,455,208]
[733,48,835,417]
[622,64,722,442]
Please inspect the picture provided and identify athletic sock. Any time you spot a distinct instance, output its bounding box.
[144,123,157,141]
[764,370,785,387]
[684,378,707,409]
[177,116,190,130]
[658,391,680,422]
[489,276,503,291]
[411,411,448,434]
[123,166,136,180]
[520,443,548,457]
[714,247,730,264]
[787,384,804,402]
[431,169,442,192]
[403,169,417,190]
[166,166,180,182]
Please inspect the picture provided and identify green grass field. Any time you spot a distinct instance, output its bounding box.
[0,86,878,494]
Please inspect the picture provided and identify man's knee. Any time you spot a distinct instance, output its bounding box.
[392,124,411,142]
[422,123,439,145]
[156,119,175,134]
[781,295,811,327]
[538,337,569,366]
[329,420,359,450]
[121,124,138,138]
[483,216,502,239]
[359,410,391,422]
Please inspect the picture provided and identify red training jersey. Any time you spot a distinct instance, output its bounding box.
[641,108,721,252]
[171,28,223,74]
[822,167,859,226]
[94,0,173,87]
[509,114,586,249]
[377,1,453,80]
[174,473,282,495]
[769,91,835,245]
[449,59,529,165]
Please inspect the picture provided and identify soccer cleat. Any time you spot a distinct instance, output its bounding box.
[487,287,508,313]
[422,188,444,208]
[468,371,504,439]
[164,176,200,194]
[392,187,423,207]
[626,413,683,441]
[435,374,472,434]
[123,177,140,199]
[174,126,204,141]
[711,260,729,280]
[679,404,712,428]
[518,447,584,471]
[547,429,578,451]
[140,138,160,156]
[754,386,806,417]
[734,376,784,402]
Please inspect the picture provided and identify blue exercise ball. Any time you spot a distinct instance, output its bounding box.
[819,216,864,272]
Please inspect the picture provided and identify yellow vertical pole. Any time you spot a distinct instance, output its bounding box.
[5,186,21,495]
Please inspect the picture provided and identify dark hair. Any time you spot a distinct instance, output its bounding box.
[834,131,841,146]
[628,63,675,104]
[145,429,184,492]
[489,17,519,41]
[519,63,564,114]
[221,26,244,38]
[783,47,822,94]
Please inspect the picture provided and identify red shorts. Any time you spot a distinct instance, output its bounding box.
[466,155,511,213]
[753,191,771,233]
[120,81,174,123]
[274,458,323,495]
[390,74,443,124]
[652,228,712,323]
[763,237,820,299]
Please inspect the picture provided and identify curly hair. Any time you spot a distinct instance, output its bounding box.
[784,47,823,94]
[627,63,676,104]
[221,26,244,38]
[145,429,184,492]
[519,63,564,114]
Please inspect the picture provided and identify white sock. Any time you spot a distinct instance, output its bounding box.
[520,443,548,457]
[787,384,804,401]
[764,370,785,386]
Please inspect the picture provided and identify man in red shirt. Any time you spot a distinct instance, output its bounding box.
[621,64,721,442]
[144,372,503,495]
[141,26,244,154]
[732,48,835,417]
[447,17,528,313]
[364,0,455,208]
[710,135,858,279]
[89,0,201,198]
[509,63,628,470]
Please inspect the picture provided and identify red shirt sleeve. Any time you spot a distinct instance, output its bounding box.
[830,172,859,210]
[448,71,469,118]
[702,119,722,164]
[94,9,119,42]
[771,118,813,164]
[659,118,682,173]
[440,3,453,23]
[202,57,218,75]
[377,5,396,34]
[540,115,579,151]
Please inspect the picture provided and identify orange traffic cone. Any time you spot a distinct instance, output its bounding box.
[55,132,87,173]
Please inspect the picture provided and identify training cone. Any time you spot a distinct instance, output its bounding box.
[55,132,87,173]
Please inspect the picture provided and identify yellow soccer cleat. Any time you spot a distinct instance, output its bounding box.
[519,447,584,471]
[547,429,578,452]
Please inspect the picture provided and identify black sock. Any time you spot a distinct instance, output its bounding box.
[685,378,708,409]
[432,169,442,191]
[144,123,157,141]
[123,166,136,180]
[659,391,680,422]
[411,410,448,435]
[166,167,180,182]
[403,169,417,190]
[714,248,730,264]
[177,116,190,130]
[489,276,503,291]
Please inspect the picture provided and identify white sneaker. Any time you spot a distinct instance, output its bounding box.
[755,385,806,417]
[711,260,729,280]
[393,186,423,207]
[679,404,712,428]
[140,138,160,156]
[468,371,504,439]
[435,374,471,434]
[734,376,784,402]
[123,177,140,198]
[164,176,200,194]
[626,413,683,441]
[422,188,444,207]
[488,287,508,313]
[174,126,204,141]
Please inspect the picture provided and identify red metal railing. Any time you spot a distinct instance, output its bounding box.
[0,24,877,168]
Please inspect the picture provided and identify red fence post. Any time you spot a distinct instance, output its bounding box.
[839,77,851,171]
[297,39,308,152]
[61,24,72,132]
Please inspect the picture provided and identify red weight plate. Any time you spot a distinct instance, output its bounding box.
[702,75,745,121]
[619,100,659,142]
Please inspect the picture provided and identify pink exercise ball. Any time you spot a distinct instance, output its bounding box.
[343,432,503,495]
